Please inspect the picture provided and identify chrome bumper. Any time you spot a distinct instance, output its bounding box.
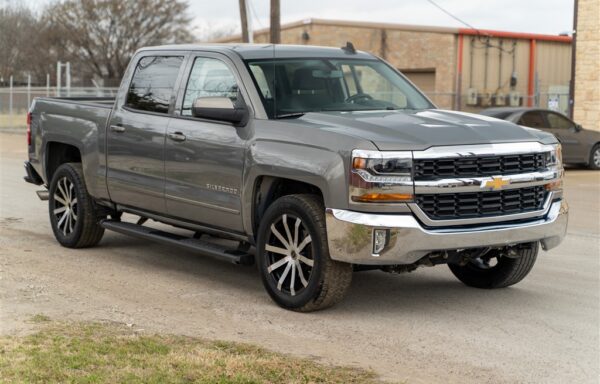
[325,200,568,265]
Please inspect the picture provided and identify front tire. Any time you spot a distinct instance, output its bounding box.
[48,163,105,248]
[589,144,600,170]
[448,243,538,289]
[257,194,352,312]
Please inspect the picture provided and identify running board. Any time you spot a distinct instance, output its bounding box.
[100,220,254,265]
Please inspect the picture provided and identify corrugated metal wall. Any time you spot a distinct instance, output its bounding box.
[459,36,571,112]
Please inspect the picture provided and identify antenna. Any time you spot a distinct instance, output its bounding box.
[341,41,356,54]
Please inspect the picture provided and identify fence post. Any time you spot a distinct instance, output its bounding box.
[27,74,31,109]
[9,76,13,124]
[46,74,50,97]
[66,62,71,97]
[56,61,61,96]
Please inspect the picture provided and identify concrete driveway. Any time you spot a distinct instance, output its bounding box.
[1,131,598,383]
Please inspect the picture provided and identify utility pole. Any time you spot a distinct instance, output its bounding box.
[568,0,578,119]
[239,0,250,43]
[270,0,280,44]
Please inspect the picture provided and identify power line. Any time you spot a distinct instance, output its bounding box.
[425,0,515,54]
[425,0,481,34]
[248,0,265,29]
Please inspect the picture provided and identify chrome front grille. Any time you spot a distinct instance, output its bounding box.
[415,186,547,220]
[413,153,549,180]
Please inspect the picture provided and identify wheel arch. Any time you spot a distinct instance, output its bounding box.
[250,176,324,241]
[44,141,82,183]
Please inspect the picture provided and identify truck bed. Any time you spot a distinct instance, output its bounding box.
[28,96,115,199]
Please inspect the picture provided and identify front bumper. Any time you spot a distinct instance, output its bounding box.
[325,199,568,265]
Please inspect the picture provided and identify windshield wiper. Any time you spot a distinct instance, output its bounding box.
[275,112,306,119]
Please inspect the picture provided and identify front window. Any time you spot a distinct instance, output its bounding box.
[182,57,239,116]
[246,58,433,118]
[545,112,574,130]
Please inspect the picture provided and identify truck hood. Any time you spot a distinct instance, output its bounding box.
[296,109,555,151]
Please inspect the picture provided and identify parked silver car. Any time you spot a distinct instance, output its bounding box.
[481,107,600,169]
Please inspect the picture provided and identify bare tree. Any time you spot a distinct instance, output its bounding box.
[0,6,39,82]
[43,0,194,85]
[196,22,239,43]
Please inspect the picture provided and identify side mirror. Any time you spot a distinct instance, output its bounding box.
[191,97,248,125]
[574,124,583,132]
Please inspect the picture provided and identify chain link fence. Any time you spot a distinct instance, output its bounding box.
[0,86,119,129]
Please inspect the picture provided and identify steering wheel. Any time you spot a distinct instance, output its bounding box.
[345,93,373,104]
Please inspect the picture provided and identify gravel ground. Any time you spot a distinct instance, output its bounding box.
[1,131,598,383]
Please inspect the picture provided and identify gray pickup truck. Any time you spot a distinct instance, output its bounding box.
[25,44,568,311]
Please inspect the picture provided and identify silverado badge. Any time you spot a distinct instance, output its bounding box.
[481,176,510,190]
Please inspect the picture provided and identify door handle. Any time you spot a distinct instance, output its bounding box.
[168,132,187,142]
[110,125,125,133]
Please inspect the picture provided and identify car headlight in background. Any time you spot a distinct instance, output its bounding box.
[350,149,414,203]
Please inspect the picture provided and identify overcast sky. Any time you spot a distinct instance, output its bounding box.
[18,0,575,37]
[190,0,575,37]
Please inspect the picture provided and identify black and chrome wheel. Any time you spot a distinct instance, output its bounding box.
[448,243,539,289]
[589,144,600,170]
[257,194,352,312]
[48,163,104,248]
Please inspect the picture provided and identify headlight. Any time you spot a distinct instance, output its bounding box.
[350,149,414,203]
[545,143,564,193]
[547,143,563,167]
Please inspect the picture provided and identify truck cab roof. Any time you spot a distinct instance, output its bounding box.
[138,43,375,60]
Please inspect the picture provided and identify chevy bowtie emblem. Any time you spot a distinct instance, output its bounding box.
[481,176,510,190]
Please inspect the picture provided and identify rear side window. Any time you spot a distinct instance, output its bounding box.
[518,112,545,128]
[126,56,184,114]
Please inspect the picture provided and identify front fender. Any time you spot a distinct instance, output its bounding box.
[242,140,349,236]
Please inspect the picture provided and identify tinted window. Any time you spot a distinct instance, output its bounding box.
[546,112,573,129]
[518,112,545,128]
[182,57,239,116]
[126,56,183,114]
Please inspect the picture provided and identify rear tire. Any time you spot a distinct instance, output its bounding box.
[257,194,353,312]
[48,163,105,248]
[448,243,538,289]
[589,144,600,170]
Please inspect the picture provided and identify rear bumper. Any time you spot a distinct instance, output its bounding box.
[325,199,568,265]
[23,161,44,185]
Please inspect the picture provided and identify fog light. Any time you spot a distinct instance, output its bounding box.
[372,229,389,256]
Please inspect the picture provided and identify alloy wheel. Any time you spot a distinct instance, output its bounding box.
[265,214,314,296]
[53,176,78,236]
[593,147,600,168]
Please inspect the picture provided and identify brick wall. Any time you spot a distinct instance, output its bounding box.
[574,0,600,131]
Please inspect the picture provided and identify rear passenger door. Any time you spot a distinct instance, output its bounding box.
[164,54,248,232]
[107,54,185,213]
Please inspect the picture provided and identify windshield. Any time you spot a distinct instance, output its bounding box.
[246,58,434,118]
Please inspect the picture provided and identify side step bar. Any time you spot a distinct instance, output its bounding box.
[100,220,254,265]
